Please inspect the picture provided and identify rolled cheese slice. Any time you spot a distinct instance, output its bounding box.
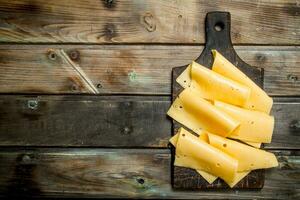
[206,132,278,171]
[176,62,251,107]
[171,131,250,187]
[212,49,273,114]
[214,100,274,143]
[167,88,240,137]
[170,133,218,184]
[175,128,238,183]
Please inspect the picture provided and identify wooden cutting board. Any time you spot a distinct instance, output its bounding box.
[171,12,265,189]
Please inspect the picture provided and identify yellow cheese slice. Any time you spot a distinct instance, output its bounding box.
[176,65,191,88]
[167,88,240,137]
[169,133,179,147]
[206,133,278,172]
[212,49,273,114]
[171,131,251,187]
[214,100,274,143]
[171,132,218,184]
[175,155,218,184]
[176,62,251,107]
[175,128,238,183]
[226,171,250,188]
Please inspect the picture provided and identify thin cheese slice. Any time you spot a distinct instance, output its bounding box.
[226,171,250,188]
[170,133,218,184]
[214,100,274,143]
[196,170,218,184]
[173,131,249,187]
[176,62,251,107]
[175,128,238,183]
[169,133,179,146]
[171,133,218,183]
[175,156,218,184]
[199,132,250,187]
[212,49,273,114]
[176,65,191,88]
[167,88,240,137]
[206,133,278,171]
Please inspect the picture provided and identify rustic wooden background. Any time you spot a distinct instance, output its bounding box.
[0,0,299,199]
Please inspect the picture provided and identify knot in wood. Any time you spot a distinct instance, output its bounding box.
[287,74,298,82]
[96,83,102,88]
[289,120,300,131]
[137,178,145,184]
[256,54,267,63]
[69,50,80,61]
[123,127,131,135]
[142,12,156,32]
[104,0,115,8]
[22,155,31,163]
[27,100,38,110]
[47,50,57,61]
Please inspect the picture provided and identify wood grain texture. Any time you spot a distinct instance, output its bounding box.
[0,45,299,95]
[0,95,299,149]
[0,148,298,199]
[0,0,299,44]
[0,95,171,147]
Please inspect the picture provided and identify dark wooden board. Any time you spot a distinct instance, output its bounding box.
[0,45,299,95]
[0,148,298,199]
[0,0,299,44]
[172,12,264,189]
[0,95,299,149]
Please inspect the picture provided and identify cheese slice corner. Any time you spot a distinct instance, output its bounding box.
[176,64,192,88]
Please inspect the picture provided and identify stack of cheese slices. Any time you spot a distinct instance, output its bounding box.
[167,50,278,188]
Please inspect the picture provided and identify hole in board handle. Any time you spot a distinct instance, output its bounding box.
[214,22,224,32]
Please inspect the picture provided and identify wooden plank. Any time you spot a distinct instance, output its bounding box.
[0,95,171,147]
[0,0,299,44]
[0,148,298,199]
[0,95,299,149]
[0,45,299,95]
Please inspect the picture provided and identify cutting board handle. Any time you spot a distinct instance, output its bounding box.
[195,11,263,86]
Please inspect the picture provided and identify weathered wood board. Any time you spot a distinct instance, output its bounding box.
[0,0,299,198]
[0,45,299,95]
[0,0,299,44]
[0,95,299,149]
[171,12,264,189]
[0,148,298,199]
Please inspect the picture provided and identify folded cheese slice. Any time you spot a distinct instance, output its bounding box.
[169,133,218,184]
[206,133,278,171]
[176,62,251,107]
[167,88,240,137]
[175,128,238,183]
[171,131,249,187]
[212,50,273,114]
[214,100,274,143]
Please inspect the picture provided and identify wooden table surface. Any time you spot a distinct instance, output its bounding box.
[0,0,299,199]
